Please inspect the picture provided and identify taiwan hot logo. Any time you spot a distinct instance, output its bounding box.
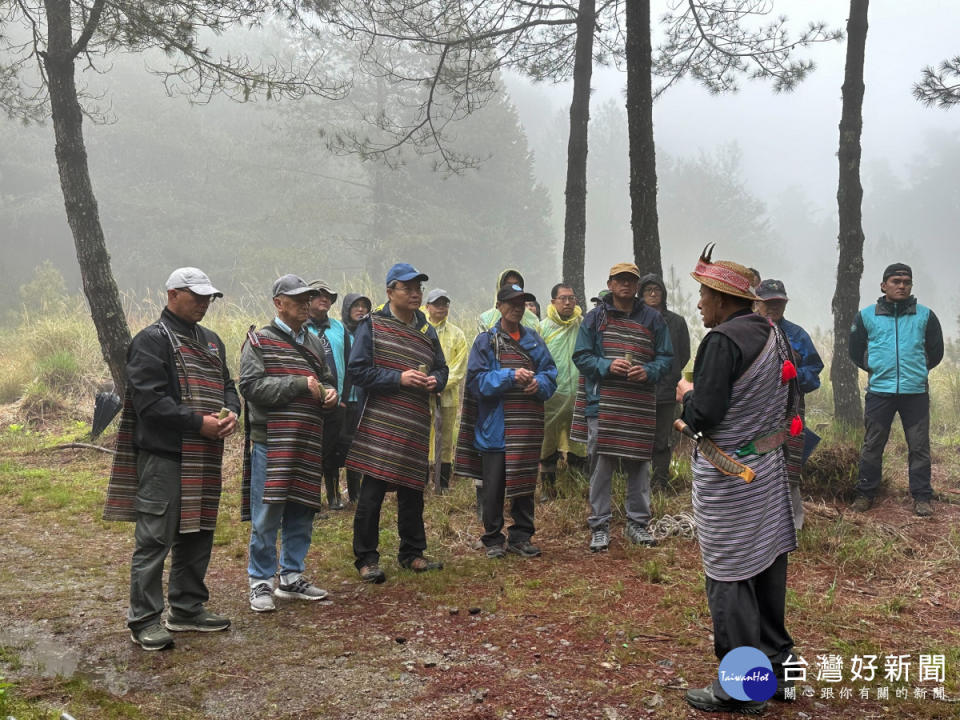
[718,647,778,702]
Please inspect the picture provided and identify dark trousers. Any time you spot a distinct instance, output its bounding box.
[651,401,678,487]
[481,452,535,547]
[705,553,793,700]
[344,401,363,502]
[128,452,214,631]
[352,475,427,569]
[855,392,931,501]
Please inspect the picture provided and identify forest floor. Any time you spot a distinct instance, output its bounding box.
[1,409,959,719]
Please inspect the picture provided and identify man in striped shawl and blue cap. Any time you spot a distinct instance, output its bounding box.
[240,275,339,613]
[347,263,449,584]
[105,267,240,651]
[676,245,801,714]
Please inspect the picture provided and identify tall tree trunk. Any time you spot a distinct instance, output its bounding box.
[625,0,662,278]
[561,0,595,307]
[43,0,131,394]
[831,0,869,425]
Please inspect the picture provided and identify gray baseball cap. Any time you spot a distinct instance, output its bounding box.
[272,274,318,298]
[165,267,222,297]
[425,288,450,304]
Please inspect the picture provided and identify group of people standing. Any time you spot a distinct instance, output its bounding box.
[103,250,943,716]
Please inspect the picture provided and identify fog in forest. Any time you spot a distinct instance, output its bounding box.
[1,0,957,337]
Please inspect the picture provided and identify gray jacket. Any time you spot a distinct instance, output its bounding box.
[239,321,336,444]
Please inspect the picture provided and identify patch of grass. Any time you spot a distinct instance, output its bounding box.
[640,559,665,584]
[0,646,23,672]
[877,595,910,617]
[35,350,82,388]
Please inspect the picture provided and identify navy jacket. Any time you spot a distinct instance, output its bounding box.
[347,304,448,404]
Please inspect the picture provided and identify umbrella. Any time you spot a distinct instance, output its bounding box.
[92,391,122,438]
[801,427,822,465]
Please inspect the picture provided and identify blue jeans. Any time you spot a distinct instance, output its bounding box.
[247,442,316,584]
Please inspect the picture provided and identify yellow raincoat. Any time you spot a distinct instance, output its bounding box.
[426,314,468,464]
[478,268,541,336]
[540,302,585,460]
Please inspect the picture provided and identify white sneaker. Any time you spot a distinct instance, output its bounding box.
[249,582,276,612]
[274,575,328,601]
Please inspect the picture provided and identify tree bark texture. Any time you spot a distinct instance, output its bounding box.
[831,0,868,425]
[625,0,662,278]
[561,0,595,308]
[43,0,131,395]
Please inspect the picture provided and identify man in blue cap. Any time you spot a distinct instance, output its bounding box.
[347,263,449,583]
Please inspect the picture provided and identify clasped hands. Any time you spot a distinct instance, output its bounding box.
[609,357,647,382]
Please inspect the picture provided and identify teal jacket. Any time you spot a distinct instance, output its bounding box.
[849,296,943,395]
[572,297,674,418]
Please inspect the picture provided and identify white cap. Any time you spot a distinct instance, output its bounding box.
[165,267,222,297]
[425,288,450,304]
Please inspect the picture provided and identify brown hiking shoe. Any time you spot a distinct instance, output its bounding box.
[359,564,386,584]
[914,500,933,517]
[850,495,872,512]
[401,556,443,572]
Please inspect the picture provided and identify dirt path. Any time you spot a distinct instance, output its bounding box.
[1,436,958,719]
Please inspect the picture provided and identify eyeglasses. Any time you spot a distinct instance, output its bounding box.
[181,289,217,303]
[556,295,577,303]
[643,287,662,295]
[391,283,423,295]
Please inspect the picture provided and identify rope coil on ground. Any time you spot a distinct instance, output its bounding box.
[649,512,696,540]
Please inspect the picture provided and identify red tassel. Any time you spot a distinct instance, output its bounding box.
[781,360,797,383]
[790,415,803,436]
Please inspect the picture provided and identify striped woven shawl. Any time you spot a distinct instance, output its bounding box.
[241,328,325,520]
[596,315,657,461]
[784,396,805,486]
[569,375,588,445]
[345,314,435,491]
[497,335,544,498]
[454,392,482,481]
[104,323,225,533]
[454,333,544,498]
[692,323,797,582]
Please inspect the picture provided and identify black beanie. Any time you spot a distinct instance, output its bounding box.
[882,263,912,281]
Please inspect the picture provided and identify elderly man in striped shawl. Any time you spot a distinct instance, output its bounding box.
[105,267,240,651]
[457,284,557,558]
[240,275,339,613]
[676,246,801,714]
[347,263,449,584]
[572,262,673,553]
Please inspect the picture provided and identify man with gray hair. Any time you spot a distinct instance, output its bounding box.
[105,267,239,651]
[240,275,339,612]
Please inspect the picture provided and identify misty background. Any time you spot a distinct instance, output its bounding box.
[1,0,957,337]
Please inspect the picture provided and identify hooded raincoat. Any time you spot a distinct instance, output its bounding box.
[638,274,691,403]
[478,268,541,336]
[539,302,586,460]
[426,310,469,463]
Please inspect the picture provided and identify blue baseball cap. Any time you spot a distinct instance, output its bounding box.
[386,263,428,286]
